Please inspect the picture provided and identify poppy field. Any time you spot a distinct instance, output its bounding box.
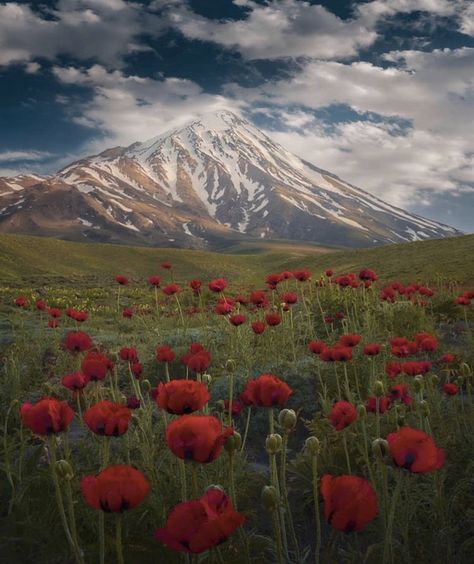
[1,253,473,564]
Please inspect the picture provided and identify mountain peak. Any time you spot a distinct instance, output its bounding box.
[0,110,461,249]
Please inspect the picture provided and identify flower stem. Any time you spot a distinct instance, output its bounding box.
[116,514,124,564]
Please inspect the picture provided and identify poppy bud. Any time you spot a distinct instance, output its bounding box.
[459,362,471,377]
[419,400,430,417]
[304,436,320,456]
[278,409,297,432]
[413,376,424,393]
[357,404,367,418]
[202,374,212,386]
[261,485,278,511]
[373,380,385,397]
[142,379,152,392]
[216,400,226,413]
[265,433,283,454]
[225,359,237,373]
[225,432,242,453]
[430,374,439,385]
[54,459,74,481]
[372,438,389,459]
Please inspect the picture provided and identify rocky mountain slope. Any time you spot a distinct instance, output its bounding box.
[0,111,461,248]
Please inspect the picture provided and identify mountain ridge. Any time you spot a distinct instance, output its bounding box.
[0,110,462,248]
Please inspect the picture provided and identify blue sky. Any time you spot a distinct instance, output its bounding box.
[0,0,473,231]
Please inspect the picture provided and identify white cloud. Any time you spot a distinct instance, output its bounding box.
[0,1,163,67]
[0,150,54,162]
[51,64,240,149]
[170,0,378,60]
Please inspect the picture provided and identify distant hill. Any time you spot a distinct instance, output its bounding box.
[0,233,471,288]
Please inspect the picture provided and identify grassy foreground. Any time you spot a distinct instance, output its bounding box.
[0,233,472,287]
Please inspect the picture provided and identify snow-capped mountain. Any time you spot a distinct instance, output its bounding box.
[0,110,461,248]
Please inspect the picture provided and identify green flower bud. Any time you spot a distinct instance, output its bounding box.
[224,432,242,453]
[372,438,389,459]
[459,362,471,377]
[261,485,278,511]
[278,409,297,433]
[141,379,152,392]
[54,459,74,481]
[430,374,439,385]
[413,375,424,393]
[265,433,283,454]
[357,404,367,418]
[419,400,430,417]
[225,359,237,373]
[397,415,406,427]
[201,374,212,386]
[216,400,226,413]
[304,436,321,456]
[373,380,385,397]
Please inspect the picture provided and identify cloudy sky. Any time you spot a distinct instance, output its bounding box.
[1,0,473,231]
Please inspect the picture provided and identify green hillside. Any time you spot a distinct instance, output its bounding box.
[0,232,472,287]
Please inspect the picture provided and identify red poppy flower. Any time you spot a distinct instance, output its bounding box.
[148,275,161,287]
[155,487,245,553]
[266,273,283,289]
[335,311,345,319]
[72,310,88,323]
[439,352,455,364]
[417,336,439,352]
[82,351,111,382]
[241,374,292,408]
[165,415,233,463]
[209,278,228,293]
[366,396,391,414]
[338,334,362,348]
[390,384,413,405]
[386,361,402,379]
[119,347,139,363]
[156,345,176,363]
[163,283,181,296]
[419,286,434,297]
[83,400,132,436]
[131,362,143,379]
[401,361,432,376]
[251,321,266,334]
[224,399,242,417]
[36,299,47,311]
[189,279,202,294]
[62,371,89,393]
[156,380,210,414]
[161,262,172,270]
[15,296,28,308]
[182,345,211,373]
[63,331,93,353]
[127,396,141,409]
[265,312,282,326]
[321,474,378,532]
[122,307,134,318]
[359,269,378,282]
[48,319,60,328]
[324,315,335,324]
[115,275,129,286]
[249,290,269,308]
[454,296,471,306]
[308,340,327,355]
[387,427,445,473]
[229,314,247,326]
[364,343,381,356]
[81,465,150,512]
[20,398,75,435]
[330,401,357,431]
[320,346,352,362]
[215,302,233,315]
[293,269,311,282]
[442,383,459,395]
[325,269,333,277]
[281,292,298,305]
[48,307,62,318]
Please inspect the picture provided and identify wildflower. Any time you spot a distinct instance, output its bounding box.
[155,380,210,414]
[155,487,245,553]
[63,331,93,353]
[62,371,89,393]
[20,398,74,435]
[81,465,150,512]
[148,275,161,287]
[330,401,357,431]
[251,321,266,334]
[156,345,176,363]
[83,401,132,436]
[209,278,228,293]
[241,374,292,408]
[115,275,129,286]
[364,343,381,356]
[165,415,233,463]
[321,474,378,532]
[387,427,445,473]
[442,383,459,395]
[82,351,111,382]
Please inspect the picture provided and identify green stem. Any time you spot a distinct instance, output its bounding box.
[342,431,352,474]
[116,514,124,564]
[311,454,322,564]
[241,407,251,452]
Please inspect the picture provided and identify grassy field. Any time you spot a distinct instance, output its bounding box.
[0,232,472,288]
